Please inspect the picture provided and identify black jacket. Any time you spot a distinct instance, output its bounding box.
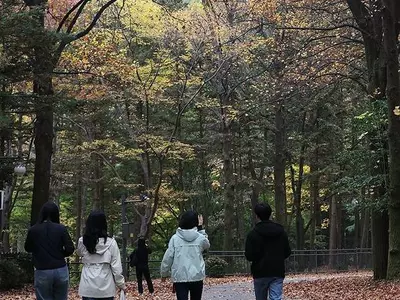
[245,221,291,278]
[24,221,74,270]
[132,239,152,269]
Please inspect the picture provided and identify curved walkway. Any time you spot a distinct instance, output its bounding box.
[202,272,370,300]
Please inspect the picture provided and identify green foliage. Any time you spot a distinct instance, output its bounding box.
[2,0,389,257]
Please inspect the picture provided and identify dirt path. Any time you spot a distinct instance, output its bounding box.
[202,272,371,300]
[203,281,254,300]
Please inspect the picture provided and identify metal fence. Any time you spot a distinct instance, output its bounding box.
[67,248,372,281]
[208,248,373,275]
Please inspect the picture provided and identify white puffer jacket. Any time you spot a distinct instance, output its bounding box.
[160,227,210,282]
[77,237,125,298]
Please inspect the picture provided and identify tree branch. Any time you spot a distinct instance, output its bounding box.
[66,0,91,34]
[73,0,118,41]
[54,0,118,64]
[346,0,371,32]
[275,23,366,35]
[56,0,86,32]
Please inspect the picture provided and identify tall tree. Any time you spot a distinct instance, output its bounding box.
[24,0,119,225]
[346,0,400,279]
[382,0,400,279]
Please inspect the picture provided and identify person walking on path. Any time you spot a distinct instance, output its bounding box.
[130,237,154,295]
[24,201,75,300]
[245,203,291,300]
[77,210,126,300]
[160,211,210,300]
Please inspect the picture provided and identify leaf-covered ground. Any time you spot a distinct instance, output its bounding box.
[284,272,400,300]
[4,271,400,299]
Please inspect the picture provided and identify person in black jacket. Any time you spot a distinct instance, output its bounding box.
[131,237,154,295]
[24,201,75,300]
[245,203,291,300]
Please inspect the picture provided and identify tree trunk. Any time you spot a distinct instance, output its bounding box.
[222,104,235,251]
[360,207,370,249]
[309,160,320,250]
[337,199,343,250]
[247,122,267,226]
[30,2,54,225]
[1,184,13,252]
[92,155,103,210]
[294,151,305,250]
[383,0,400,279]
[372,210,389,279]
[274,103,286,226]
[354,203,360,248]
[75,171,83,245]
[329,196,338,268]
[347,0,389,280]
[198,108,210,227]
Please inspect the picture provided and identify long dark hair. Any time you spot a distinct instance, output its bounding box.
[83,210,108,254]
[38,202,60,224]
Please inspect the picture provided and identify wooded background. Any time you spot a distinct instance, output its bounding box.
[1,0,400,280]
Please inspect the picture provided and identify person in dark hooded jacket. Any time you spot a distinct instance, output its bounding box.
[24,201,75,300]
[245,203,291,300]
[131,237,154,295]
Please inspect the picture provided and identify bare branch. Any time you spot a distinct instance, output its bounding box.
[56,0,86,32]
[167,60,227,143]
[275,23,366,35]
[66,0,91,34]
[89,151,123,181]
[54,0,118,64]
[73,0,118,41]
[133,205,144,218]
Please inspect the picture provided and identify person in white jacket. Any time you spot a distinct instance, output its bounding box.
[77,210,126,300]
[160,211,210,300]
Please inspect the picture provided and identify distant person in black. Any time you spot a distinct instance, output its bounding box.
[24,201,75,300]
[245,203,291,300]
[130,237,154,295]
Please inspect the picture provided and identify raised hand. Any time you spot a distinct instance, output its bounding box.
[198,214,203,226]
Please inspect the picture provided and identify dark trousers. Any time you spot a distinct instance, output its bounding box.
[34,265,69,300]
[136,266,154,294]
[174,281,203,300]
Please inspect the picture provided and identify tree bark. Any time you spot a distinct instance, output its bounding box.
[354,203,360,248]
[222,100,235,251]
[75,171,83,245]
[198,108,210,227]
[372,210,389,279]
[329,195,338,268]
[360,206,370,249]
[30,1,54,225]
[92,155,103,210]
[383,0,400,279]
[273,103,286,226]
[30,79,54,225]
[346,0,389,279]
[309,159,320,250]
[1,184,13,252]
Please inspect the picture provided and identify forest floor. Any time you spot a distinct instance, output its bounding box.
[4,271,400,299]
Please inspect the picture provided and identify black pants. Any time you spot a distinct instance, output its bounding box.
[136,266,154,294]
[174,281,203,300]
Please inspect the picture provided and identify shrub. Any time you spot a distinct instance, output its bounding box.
[205,256,228,278]
[0,260,24,290]
[0,253,33,289]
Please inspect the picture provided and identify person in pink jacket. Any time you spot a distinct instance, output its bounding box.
[77,210,126,300]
